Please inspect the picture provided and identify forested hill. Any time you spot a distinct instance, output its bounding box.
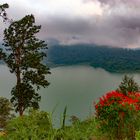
[46,44,140,73]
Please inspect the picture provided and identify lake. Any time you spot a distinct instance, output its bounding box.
[1,65,140,126]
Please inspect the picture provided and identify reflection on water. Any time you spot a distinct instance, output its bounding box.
[1,65,140,126]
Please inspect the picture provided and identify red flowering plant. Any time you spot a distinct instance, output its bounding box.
[94,91,140,140]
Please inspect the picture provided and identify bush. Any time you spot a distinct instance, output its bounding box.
[135,130,140,140]
[4,110,52,140]
[0,97,14,129]
[3,109,100,140]
[54,117,99,140]
[95,91,140,140]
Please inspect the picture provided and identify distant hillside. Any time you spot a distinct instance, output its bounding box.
[46,44,140,73]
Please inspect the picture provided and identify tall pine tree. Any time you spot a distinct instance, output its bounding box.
[2,15,50,116]
[116,75,140,95]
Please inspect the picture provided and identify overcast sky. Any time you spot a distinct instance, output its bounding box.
[1,0,140,48]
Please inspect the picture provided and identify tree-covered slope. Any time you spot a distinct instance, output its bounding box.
[46,44,140,73]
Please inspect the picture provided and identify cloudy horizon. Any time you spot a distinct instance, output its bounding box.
[1,0,140,48]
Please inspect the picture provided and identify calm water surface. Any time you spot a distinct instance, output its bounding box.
[1,65,140,125]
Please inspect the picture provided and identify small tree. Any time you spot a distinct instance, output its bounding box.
[0,97,13,128]
[95,91,140,140]
[116,75,140,95]
[2,15,50,116]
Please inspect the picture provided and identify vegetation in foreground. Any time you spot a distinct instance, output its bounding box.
[0,76,139,140]
[0,109,100,140]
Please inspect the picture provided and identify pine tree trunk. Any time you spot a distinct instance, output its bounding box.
[17,67,23,116]
[16,47,23,116]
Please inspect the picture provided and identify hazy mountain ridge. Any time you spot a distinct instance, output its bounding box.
[1,43,140,73]
[46,44,140,73]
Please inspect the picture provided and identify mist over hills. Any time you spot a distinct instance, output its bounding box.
[46,44,140,73]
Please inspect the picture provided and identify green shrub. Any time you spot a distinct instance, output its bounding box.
[54,117,100,140]
[95,91,140,140]
[136,130,140,140]
[0,97,14,129]
[4,110,52,140]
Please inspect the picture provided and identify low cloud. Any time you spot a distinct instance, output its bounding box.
[1,0,140,48]
[36,0,140,48]
[42,12,140,48]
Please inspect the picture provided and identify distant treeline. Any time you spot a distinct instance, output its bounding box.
[46,44,140,73]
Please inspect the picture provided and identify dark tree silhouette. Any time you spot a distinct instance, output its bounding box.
[116,75,140,95]
[2,15,50,116]
[0,3,9,21]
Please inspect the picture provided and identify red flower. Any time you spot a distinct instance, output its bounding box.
[94,91,140,112]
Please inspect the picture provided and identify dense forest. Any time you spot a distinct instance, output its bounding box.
[1,43,140,73]
[46,44,140,73]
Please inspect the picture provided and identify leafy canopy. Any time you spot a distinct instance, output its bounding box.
[116,75,140,95]
[2,14,50,115]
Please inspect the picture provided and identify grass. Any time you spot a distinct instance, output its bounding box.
[1,108,140,140]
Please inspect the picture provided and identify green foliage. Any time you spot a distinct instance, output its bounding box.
[65,118,99,140]
[2,14,50,115]
[95,91,140,140]
[52,117,99,140]
[136,130,140,140]
[117,75,140,95]
[1,108,100,140]
[61,106,67,129]
[0,97,13,128]
[47,45,140,73]
[5,110,52,140]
